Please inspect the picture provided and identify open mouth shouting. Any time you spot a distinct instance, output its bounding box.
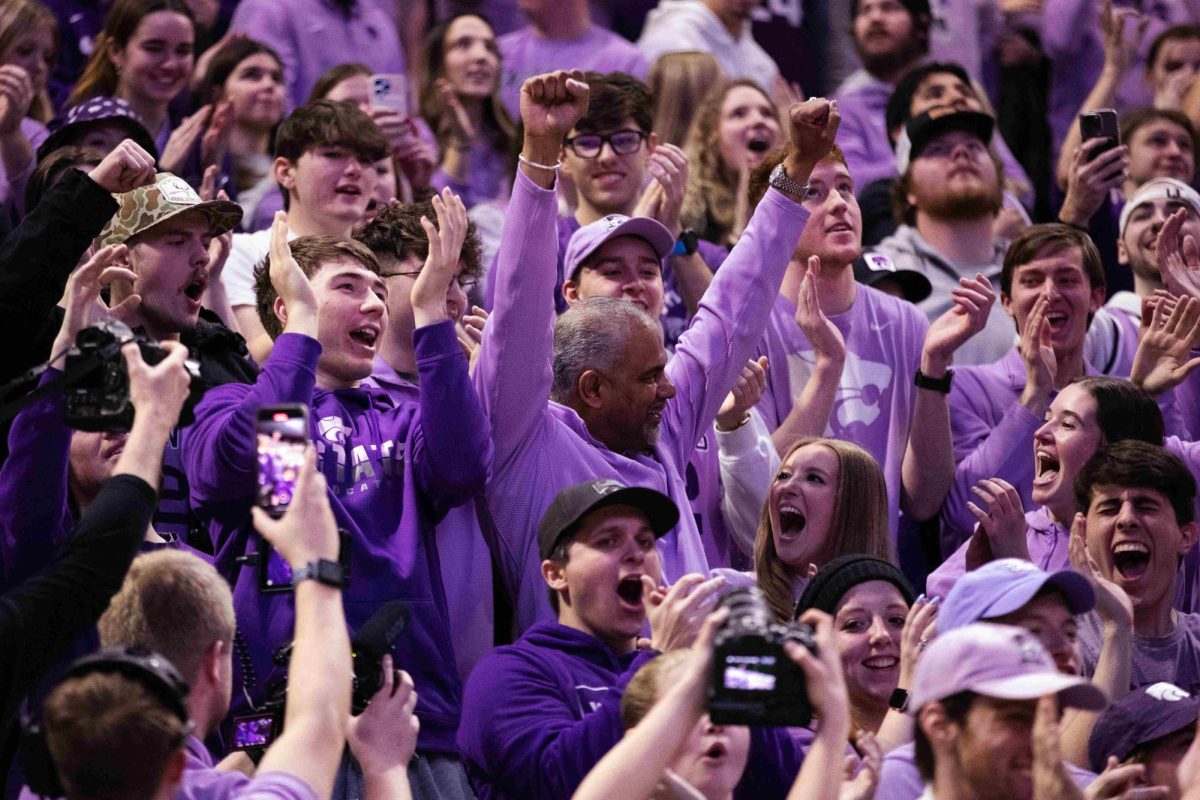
[778,504,807,538]
[1033,450,1060,488]
[616,574,645,611]
[1111,540,1152,583]
[348,325,379,352]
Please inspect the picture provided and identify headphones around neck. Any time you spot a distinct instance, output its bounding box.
[21,646,192,798]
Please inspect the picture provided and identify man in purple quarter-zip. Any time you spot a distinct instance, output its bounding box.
[181,184,490,798]
[472,68,841,631]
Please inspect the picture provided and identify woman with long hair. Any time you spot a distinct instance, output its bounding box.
[646,51,723,148]
[0,0,57,222]
[753,437,891,624]
[194,38,285,226]
[67,0,206,166]
[420,13,515,208]
[682,78,781,247]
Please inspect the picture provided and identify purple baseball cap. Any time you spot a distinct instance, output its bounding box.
[910,623,1107,712]
[563,214,676,280]
[1088,682,1200,772]
[939,559,1095,634]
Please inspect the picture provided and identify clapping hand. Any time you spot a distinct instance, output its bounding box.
[410,188,468,327]
[1131,295,1200,395]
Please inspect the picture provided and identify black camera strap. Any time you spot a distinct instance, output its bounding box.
[0,347,112,427]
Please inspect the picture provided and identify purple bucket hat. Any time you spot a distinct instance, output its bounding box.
[38,96,160,162]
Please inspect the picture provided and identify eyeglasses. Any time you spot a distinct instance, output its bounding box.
[564,129,648,159]
[380,269,478,290]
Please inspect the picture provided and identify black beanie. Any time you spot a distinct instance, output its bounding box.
[795,554,915,618]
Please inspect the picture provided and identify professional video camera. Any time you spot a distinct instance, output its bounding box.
[709,587,818,726]
[62,319,203,431]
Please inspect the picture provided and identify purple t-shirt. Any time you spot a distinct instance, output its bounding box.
[475,170,809,631]
[432,138,511,209]
[753,284,929,547]
[497,25,649,117]
[876,741,1096,800]
[229,0,406,110]
[1078,608,1200,695]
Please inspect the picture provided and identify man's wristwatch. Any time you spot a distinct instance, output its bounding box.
[672,229,699,256]
[291,559,346,589]
[888,687,910,712]
[914,368,954,394]
[769,162,810,199]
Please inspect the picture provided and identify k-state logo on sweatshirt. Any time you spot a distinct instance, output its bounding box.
[314,415,406,494]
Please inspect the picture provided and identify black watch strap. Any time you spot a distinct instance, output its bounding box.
[291,558,346,589]
[914,369,953,394]
[889,687,910,712]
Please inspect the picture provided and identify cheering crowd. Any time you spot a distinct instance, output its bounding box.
[11,0,1200,798]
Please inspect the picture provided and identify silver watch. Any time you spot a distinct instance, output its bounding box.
[769,162,810,198]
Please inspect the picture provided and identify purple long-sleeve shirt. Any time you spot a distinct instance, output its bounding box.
[181,322,491,755]
[475,170,808,632]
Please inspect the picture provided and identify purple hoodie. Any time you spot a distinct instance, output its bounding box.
[457,621,804,800]
[474,170,809,631]
[181,321,491,755]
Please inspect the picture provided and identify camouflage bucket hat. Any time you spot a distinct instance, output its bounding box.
[99,173,243,247]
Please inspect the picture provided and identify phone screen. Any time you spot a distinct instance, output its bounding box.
[232,713,278,750]
[256,405,308,519]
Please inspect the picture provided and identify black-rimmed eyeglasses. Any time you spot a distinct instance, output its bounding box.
[564,129,648,159]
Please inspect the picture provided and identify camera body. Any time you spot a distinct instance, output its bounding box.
[61,320,202,432]
[709,588,817,727]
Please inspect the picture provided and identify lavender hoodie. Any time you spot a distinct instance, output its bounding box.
[474,170,809,631]
[181,321,491,754]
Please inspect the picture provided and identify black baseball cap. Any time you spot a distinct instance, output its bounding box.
[854,251,932,303]
[537,479,679,560]
[895,107,994,174]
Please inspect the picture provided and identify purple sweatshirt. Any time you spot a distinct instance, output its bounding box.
[753,284,929,546]
[497,25,649,117]
[474,170,809,631]
[362,356,495,682]
[432,138,511,210]
[456,621,804,800]
[181,322,491,755]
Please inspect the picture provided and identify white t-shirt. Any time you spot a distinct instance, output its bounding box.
[223,227,298,308]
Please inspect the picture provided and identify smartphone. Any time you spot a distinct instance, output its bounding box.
[231,712,279,751]
[1080,109,1120,161]
[371,73,408,115]
[255,404,309,519]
